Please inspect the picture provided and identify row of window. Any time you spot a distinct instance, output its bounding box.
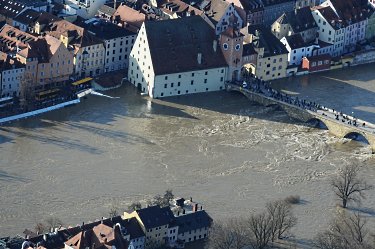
[106,38,135,49]
[163,70,224,80]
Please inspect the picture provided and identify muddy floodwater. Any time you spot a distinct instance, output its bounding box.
[1,64,375,246]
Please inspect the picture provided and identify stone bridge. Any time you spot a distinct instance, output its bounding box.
[226,83,375,154]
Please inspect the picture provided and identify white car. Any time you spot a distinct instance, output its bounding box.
[242,82,247,88]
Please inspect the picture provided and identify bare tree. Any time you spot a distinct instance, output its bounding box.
[45,216,63,231]
[205,218,250,249]
[331,164,373,208]
[34,216,63,234]
[315,211,372,249]
[109,204,119,217]
[267,200,297,242]
[248,212,272,249]
[34,222,47,234]
[152,194,169,207]
[163,189,174,203]
[128,201,142,211]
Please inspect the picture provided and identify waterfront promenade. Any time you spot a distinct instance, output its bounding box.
[226,78,375,153]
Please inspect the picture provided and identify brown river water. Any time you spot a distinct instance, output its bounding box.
[1,64,375,247]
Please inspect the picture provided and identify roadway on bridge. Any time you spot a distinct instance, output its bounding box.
[232,78,375,136]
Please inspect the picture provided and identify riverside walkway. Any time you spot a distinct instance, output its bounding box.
[225,79,375,153]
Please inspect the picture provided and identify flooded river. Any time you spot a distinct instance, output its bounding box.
[1,65,375,245]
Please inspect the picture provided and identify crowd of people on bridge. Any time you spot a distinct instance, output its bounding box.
[232,76,371,130]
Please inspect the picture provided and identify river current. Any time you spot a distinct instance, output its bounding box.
[1,65,375,245]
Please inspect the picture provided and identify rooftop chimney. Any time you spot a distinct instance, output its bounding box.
[192,203,198,212]
[197,53,202,64]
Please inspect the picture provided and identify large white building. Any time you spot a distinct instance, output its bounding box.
[128,16,231,98]
[312,0,371,57]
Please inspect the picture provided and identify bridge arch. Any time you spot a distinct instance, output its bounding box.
[306,118,329,130]
[343,131,370,145]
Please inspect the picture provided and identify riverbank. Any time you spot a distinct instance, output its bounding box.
[0,89,93,125]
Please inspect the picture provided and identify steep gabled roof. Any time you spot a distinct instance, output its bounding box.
[135,205,174,230]
[145,15,228,75]
[175,211,212,234]
[248,24,288,56]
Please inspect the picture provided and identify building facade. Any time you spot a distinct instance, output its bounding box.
[281,34,317,65]
[248,25,288,81]
[128,16,229,98]
[271,7,318,43]
[77,18,137,73]
[0,52,24,98]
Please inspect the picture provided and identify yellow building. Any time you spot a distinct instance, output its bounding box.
[123,205,175,248]
[247,25,288,81]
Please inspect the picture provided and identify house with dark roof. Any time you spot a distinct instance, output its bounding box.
[271,7,318,43]
[75,18,137,72]
[281,33,318,66]
[12,9,40,32]
[247,25,289,80]
[123,205,175,248]
[175,210,212,244]
[128,15,231,98]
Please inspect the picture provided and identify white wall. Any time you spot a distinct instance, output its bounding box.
[104,34,136,72]
[152,68,227,98]
[281,37,316,65]
[178,227,209,244]
[128,24,155,96]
